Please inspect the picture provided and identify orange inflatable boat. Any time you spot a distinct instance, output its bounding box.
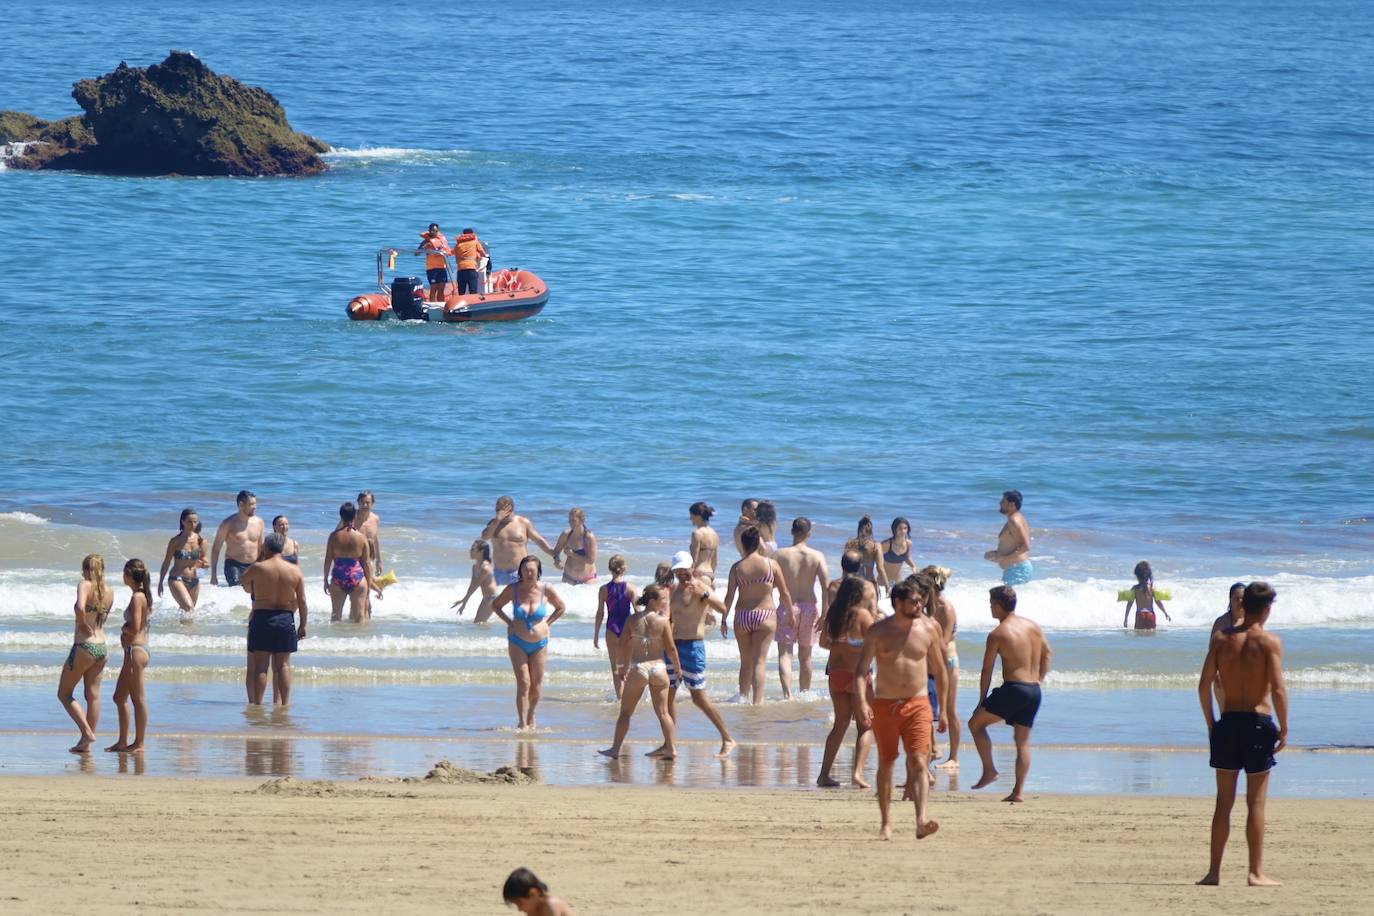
[346,248,549,323]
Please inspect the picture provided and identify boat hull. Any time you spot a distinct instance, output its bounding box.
[346,269,548,322]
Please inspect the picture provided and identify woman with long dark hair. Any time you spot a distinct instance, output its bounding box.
[107,558,153,752]
[158,508,207,616]
[722,526,795,704]
[817,574,876,787]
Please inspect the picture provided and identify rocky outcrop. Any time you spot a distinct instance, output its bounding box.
[1,51,328,176]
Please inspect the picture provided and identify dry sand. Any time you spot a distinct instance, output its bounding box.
[1,772,1368,915]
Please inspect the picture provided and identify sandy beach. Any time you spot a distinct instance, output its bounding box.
[2,773,1368,915]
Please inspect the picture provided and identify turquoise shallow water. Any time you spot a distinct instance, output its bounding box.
[1,0,1372,785]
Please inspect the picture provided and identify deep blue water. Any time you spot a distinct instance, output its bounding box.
[2,0,1372,561]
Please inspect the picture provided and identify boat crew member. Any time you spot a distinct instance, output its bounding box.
[453,227,488,296]
[419,223,451,302]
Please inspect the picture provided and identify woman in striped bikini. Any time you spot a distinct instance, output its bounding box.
[722,526,795,704]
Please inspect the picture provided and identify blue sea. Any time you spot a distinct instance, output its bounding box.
[1,0,1371,792]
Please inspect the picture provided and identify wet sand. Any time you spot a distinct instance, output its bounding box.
[1,775,1368,915]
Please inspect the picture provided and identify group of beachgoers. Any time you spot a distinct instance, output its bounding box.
[53,487,1288,882]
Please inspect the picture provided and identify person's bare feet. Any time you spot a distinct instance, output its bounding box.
[917,819,940,840]
[817,775,841,788]
[1196,874,1219,886]
[1248,873,1282,887]
[104,741,128,753]
[879,822,892,841]
[851,773,871,789]
[714,738,737,759]
[69,735,93,754]
[597,747,625,758]
[647,745,675,759]
[1001,792,1023,803]
[971,770,1000,789]
[646,744,669,757]
[126,742,144,753]
[936,758,960,770]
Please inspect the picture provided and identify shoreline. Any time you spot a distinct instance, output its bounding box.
[1,776,1369,914]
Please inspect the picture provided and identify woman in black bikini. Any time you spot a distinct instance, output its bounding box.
[158,508,206,617]
[880,517,917,585]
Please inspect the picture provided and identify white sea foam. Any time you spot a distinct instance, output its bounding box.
[0,511,47,525]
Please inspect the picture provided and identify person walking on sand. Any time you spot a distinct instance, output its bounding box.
[774,517,830,697]
[158,508,207,616]
[666,551,736,757]
[923,566,962,769]
[209,490,264,587]
[817,575,876,788]
[503,868,576,915]
[452,539,498,623]
[1124,560,1172,630]
[323,502,382,622]
[969,585,1052,802]
[419,223,450,301]
[57,554,114,753]
[594,555,637,698]
[552,507,598,585]
[599,585,682,759]
[241,532,309,705]
[853,580,947,840]
[722,526,795,704]
[482,496,557,587]
[689,502,720,585]
[984,490,1033,586]
[106,559,153,753]
[491,556,566,730]
[1196,582,1287,888]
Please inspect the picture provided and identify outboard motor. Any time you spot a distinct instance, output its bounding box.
[389,276,426,320]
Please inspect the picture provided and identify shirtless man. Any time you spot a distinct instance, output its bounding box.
[969,585,1052,803]
[210,490,265,587]
[984,490,1033,586]
[774,518,830,696]
[240,533,308,705]
[665,552,736,757]
[853,579,948,840]
[481,496,557,587]
[356,491,382,577]
[323,501,381,622]
[688,502,720,585]
[827,550,881,621]
[1209,582,1248,707]
[1197,582,1286,888]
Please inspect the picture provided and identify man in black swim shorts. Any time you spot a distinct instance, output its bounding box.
[968,585,1052,803]
[240,533,309,706]
[1196,582,1287,888]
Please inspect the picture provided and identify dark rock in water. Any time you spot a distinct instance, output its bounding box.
[1,51,328,176]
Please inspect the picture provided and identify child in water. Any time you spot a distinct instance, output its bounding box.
[503,868,575,915]
[1123,561,1172,630]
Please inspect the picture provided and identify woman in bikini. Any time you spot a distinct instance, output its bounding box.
[722,525,795,704]
[491,555,566,730]
[688,501,719,586]
[755,500,779,557]
[452,539,498,624]
[1124,560,1172,630]
[598,585,681,759]
[265,515,300,565]
[594,555,637,699]
[58,554,114,753]
[106,558,153,753]
[158,508,207,617]
[922,565,961,768]
[880,517,918,585]
[844,515,890,594]
[553,508,597,586]
[817,575,877,787]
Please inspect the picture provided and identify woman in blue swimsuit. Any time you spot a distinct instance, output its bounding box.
[491,555,567,730]
[158,508,207,617]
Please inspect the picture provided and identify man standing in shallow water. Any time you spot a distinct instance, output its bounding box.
[853,579,947,841]
[984,489,1033,586]
[774,517,829,697]
[482,496,557,587]
[969,585,1051,803]
[1197,581,1287,888]
[210,490,265,587]
[239,533,307,705]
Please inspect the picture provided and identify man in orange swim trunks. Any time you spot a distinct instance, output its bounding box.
[854,577,948,841]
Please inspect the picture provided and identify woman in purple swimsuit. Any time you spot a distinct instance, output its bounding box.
[594,555,638,699]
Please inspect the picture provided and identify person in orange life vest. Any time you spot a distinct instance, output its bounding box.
[419,223,451,302]
[453,227,488,296]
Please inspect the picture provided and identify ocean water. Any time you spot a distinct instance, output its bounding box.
[1,0,1372,786]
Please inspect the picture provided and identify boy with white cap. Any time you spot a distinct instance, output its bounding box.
[664,550,736,758]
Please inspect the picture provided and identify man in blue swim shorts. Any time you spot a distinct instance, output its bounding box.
[664,553,736,757]
[985,489,1033,586]
[1196,581,1287,888]
[481,496,557,590]
[969,585,1052,804]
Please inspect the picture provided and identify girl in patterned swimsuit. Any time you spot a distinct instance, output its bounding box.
[57,554,114,753]
[158,507,207,616]
[723,525,796,705]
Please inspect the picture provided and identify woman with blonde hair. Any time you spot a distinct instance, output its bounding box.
[553,508,597,585]
[594,555,637,698]
[57,554,114,752]
[107,559,153,752]
[598,585,682,759]
[921,565,961,768]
